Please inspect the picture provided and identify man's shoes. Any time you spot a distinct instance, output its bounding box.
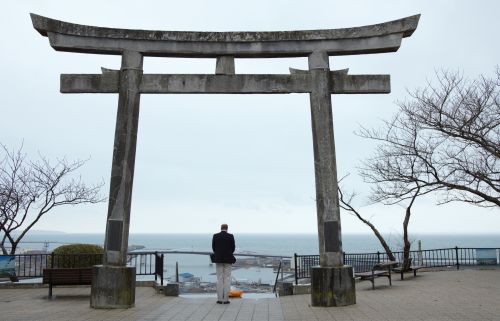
[223,301,230,304]
[216,301,223,304]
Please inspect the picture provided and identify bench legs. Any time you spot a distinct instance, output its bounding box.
[366,275,392,290]
[48,283,53,299]
[399,268,419,280]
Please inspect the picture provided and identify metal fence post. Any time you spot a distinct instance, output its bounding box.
[455,246,460,270]
[294,253,298,285]
[160,253,164,286]
[377,251,381,263]
[280,259,284,282]
[154,251,158,283]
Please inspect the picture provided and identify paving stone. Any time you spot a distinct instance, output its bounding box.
[1,270,500,320]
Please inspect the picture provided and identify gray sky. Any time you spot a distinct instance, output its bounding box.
[2,0,499,234]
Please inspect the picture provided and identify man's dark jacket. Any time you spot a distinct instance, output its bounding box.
[212,231,236,264]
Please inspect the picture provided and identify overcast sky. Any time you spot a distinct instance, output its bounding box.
[1,0,499,234]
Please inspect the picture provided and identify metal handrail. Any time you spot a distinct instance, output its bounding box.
[272,260,282,296]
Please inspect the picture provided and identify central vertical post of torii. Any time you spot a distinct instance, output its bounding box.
[308,51,354,305]
[31,13,419,309]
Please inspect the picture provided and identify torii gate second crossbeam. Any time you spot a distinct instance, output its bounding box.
[31,13,419,308]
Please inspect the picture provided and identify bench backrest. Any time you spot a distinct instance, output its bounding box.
[372,261,397,271]
[42,268,93,285]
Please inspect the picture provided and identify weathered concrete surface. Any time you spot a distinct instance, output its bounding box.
[90,265,136,308]
[308,51,343,268]
[103,51,143,267]
[31,13,420,57]
[308,51,354,306]
[311,266,355,307]
[61,73,390,94]
[215,56,235,75]
[92,51,142,308]
[278,282,294,296]
[293,284,311,295]
[163,283,180,296]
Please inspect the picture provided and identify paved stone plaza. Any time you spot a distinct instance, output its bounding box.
[1,269,499,320]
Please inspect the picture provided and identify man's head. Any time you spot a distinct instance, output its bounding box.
[221,224,228,231]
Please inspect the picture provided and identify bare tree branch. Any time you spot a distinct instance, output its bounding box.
[347,69,499,270]
[357,69,500,208]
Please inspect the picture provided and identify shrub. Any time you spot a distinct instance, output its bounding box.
[51,244,104,268]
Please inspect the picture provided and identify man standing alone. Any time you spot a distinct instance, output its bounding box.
[212,224,236,304]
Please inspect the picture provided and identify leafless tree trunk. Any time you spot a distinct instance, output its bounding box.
[402,187,420,270]
[0,143,104,258]
[338,185,396,262]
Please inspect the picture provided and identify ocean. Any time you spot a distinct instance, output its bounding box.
[19,232,500,254]
[16,233,500,285]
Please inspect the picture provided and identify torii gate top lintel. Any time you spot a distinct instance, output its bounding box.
[31,13,420,58]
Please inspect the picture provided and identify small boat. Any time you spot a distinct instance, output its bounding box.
[229,289,243,298]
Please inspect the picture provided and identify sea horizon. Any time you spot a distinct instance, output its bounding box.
[25,230,500,235]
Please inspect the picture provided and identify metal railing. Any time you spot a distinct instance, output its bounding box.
[293,254,319,285]
[6,247,497,287]
[1,250,290,285]
[294,247,500,284]
[0,251,164,284]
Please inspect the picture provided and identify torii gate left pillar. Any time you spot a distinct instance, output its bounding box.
[31,13,419,308]
[89,51,143,308]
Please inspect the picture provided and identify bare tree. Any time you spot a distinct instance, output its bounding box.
[0,143,104,255]
[358,69,500,208]
[352,68,499,270]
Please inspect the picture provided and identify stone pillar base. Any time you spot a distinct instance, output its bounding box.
[293,284,311,295]
[311,265,355,307]
[153,282,179,296]
[278,282,294,296]
[162,282,180,296]
[91,265,136,309]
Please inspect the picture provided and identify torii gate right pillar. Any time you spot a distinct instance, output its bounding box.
[308,51,355,306]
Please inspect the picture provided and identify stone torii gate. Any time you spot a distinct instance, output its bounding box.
[31,13,419,308]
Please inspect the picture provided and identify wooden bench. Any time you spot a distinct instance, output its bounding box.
[354,261,397,289]
[393,258,424,280]
[42,268,93,298]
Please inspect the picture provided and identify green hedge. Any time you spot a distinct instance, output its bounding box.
[51,244,104,268]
